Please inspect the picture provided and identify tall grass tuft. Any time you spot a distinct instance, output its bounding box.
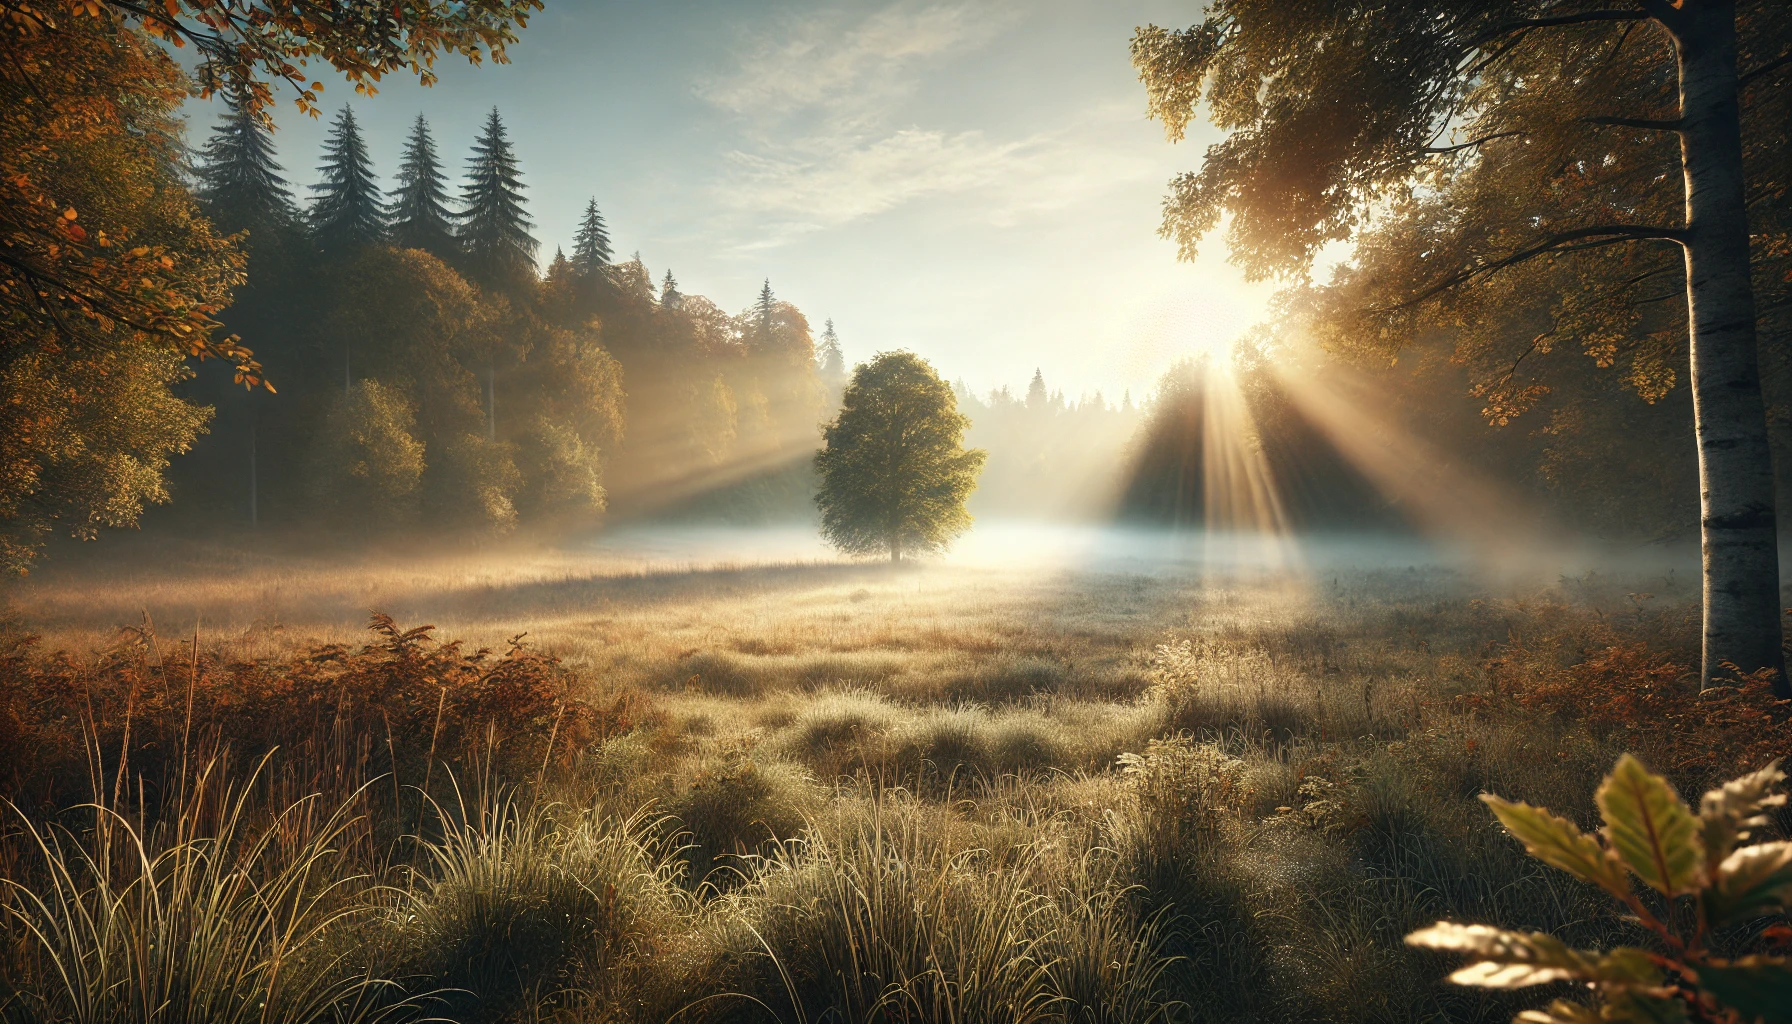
[395,787,686,1023]
[0,759,387,1024]
[707,793,1182,1024]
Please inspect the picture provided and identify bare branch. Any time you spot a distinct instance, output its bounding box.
[1379,224,1688,310]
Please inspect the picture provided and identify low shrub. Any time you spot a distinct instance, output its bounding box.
[0,613,638,815]
[1478,623,1792,786]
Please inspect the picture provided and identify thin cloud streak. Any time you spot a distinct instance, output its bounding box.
[696,2,1008,122]
[702,2,1156,251]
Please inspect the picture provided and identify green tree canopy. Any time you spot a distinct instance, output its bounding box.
[815,351,985,562]
[309,378,425,529]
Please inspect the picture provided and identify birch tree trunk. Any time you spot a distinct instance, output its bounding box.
[1673,0,1787,696]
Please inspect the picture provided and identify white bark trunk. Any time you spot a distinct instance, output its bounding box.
[1674,1,1787,695]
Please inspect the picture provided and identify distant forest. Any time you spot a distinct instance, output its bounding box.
[42,81,1792,556]
[173,97,841,536]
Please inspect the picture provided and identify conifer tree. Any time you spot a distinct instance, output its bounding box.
[660,269,682,308]
[547,246,571,281]
[1025,369,1048,410]
[387,113,457,260]
[193,84,298,239]
[309,105,385,253]
[817,318,845,382]
[756,279,776,343]
[571,198,613,273]
[459,107,537,287]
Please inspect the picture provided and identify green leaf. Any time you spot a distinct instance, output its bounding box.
[1601,989,1690,1024]
[1597,754,1704,896]
[1516,1000,1601,1024]
[1403,921,1592,987]
[1695,956,1792,1024]
[1592,947,1663,986]
[1706,841,1792,926]
[1699,761,1786,865]
[1482,794,1630,896]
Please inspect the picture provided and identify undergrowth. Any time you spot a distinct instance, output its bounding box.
[2,575,1788,1024]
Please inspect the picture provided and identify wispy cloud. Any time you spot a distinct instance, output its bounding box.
[696,3,1001,124]
[716,120,1157,249]
[701,3,1152,250]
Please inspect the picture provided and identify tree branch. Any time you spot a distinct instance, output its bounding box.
[1469,10,1651,49]
[1584,115,1684,131]
[1380,224,1688,310]
[1739,50,1792,89]
[1422,130,1528,155]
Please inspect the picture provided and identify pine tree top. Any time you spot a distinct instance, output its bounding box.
[459,106,537,287]
[388,113,457,260]
[571,197,612,272]
[194,84,297,236]
[310,105,385,253]
[817,317,846,380]
[660,269,682,308]
[756,279,776,338]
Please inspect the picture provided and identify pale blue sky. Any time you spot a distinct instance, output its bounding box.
[193,0,1273,400]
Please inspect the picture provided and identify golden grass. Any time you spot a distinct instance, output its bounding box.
[7,526,1761,1024]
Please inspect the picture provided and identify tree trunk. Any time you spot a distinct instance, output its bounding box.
[249,423,259,529]
[890,534,901,564]
[1674,1,1787,696]
[486,362,497,442]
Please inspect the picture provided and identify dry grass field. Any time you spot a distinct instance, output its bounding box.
[2,526,1785,1024]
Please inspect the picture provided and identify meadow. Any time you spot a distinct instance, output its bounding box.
[2,527,1786,1024]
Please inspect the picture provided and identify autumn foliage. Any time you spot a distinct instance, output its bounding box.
[0,613,640,814]
[1477,622,1792,784]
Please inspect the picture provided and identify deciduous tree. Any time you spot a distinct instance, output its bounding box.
[815,351,985,562]
[1133,0,1792,693]
[3,0,543,117]
[1,16,235,569]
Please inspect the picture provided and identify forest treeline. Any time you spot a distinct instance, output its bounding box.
[9,10,1788,573]
[177,95,843,538]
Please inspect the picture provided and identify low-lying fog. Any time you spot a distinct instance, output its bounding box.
[8,521,1717,653]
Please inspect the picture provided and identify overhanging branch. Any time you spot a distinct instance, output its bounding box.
[1378,224,1688,310]
[1469,9,1650,49]
[1422,130,1528,155]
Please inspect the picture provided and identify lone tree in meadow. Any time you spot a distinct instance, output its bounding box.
[815,352,986,562]
[1134,1,1792,695]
